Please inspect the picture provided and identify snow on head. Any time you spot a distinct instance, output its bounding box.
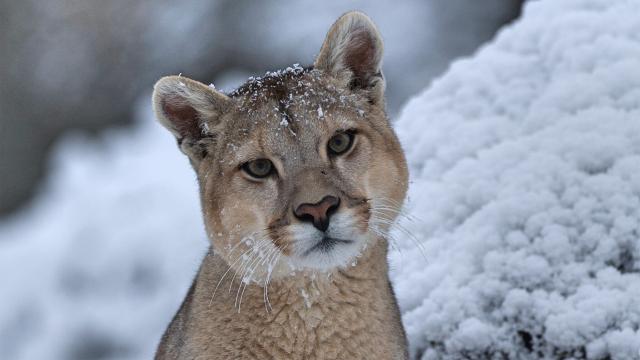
[392,0,640,358]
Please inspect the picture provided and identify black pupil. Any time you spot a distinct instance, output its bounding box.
[250,160,270,176]
[256,161,268,171]
[330,133,350,153]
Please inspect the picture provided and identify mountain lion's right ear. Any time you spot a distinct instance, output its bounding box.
[152,76,231,159]
[314,11,385,105]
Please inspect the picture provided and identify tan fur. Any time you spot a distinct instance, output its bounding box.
[153,11,409,359]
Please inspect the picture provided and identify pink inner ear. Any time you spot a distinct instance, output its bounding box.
[161,97,202,139]
[344,28,378,82]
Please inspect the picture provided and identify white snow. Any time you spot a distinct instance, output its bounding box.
[0,100,207,359]
[1,0,640,359]
[391,0,640,358]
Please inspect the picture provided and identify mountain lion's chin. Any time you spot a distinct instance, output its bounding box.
[287,232,372,272]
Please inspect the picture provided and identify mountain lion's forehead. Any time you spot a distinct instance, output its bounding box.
[228,65,365,117]
[228,63,312,99]
[219,65,370,156]
[219,104,363,166]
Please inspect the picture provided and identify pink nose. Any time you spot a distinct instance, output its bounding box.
[293,196,341,232]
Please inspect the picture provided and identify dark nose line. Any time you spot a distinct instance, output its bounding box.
[293,196,341,232]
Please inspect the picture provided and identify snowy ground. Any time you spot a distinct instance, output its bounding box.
[2,0,640,359]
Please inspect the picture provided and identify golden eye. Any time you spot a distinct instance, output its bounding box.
[327,131,355,155]
[242,158,273,178]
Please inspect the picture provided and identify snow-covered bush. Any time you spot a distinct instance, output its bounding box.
[392,0,640,359]
[0,103,207,359]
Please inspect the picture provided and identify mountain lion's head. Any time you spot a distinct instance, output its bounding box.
[152,12,408,280]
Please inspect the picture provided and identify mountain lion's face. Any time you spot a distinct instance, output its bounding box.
[153,13,408,278]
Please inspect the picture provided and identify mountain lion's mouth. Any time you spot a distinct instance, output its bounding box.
[303,237,353,256]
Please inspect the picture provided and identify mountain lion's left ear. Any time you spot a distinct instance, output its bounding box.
[152,76,231,161]
[314,11,385,105]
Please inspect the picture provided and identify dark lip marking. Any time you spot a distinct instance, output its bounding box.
[267,216,291,254]
[303,237,354,256]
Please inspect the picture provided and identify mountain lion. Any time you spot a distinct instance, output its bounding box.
[152,11,409,360]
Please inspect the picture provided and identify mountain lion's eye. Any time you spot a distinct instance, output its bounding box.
[242,159,273,178]
[327,131,355,155]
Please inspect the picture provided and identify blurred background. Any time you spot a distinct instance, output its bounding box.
[0,1,523,359]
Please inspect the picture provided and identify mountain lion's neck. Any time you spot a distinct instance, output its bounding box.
[172,238,407,359]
